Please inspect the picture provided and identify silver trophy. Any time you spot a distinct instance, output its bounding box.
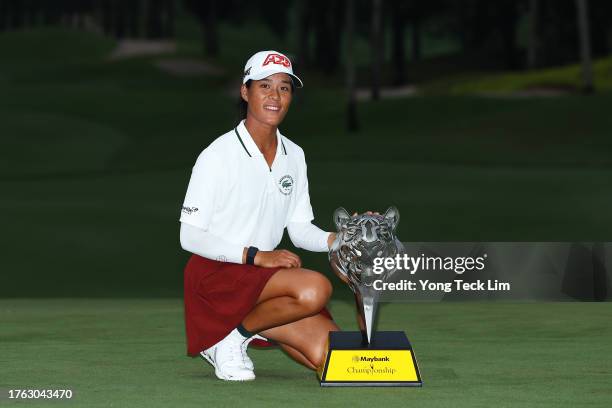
[329,207,403,344]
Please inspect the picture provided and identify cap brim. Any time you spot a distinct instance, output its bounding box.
[288,73,304,88]
[247,69,303,88]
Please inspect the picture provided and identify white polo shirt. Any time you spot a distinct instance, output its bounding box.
[180,120,314,251]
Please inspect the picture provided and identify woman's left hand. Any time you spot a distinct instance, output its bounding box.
[352,211,379,216]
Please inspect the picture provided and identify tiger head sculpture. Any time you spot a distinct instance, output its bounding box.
[329,207,403,293]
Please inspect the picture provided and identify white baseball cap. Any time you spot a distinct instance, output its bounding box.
[242,50,303,88]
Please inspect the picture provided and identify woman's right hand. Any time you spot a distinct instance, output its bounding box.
[255,249,302,269]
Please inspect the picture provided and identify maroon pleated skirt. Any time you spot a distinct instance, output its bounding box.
[183,254,333,356]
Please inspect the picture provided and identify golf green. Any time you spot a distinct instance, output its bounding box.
[1,299,611,407]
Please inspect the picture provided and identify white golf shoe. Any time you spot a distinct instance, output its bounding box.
[200,329,255,381]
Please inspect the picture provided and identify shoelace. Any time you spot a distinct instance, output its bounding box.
[218,334,245,370]
[241,334,267,366]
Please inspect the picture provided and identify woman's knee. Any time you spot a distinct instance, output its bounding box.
[296,272,332,315]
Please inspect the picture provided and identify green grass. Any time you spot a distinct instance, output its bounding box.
[1,299,611,407]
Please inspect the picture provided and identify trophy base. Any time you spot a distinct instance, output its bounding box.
[317,331,422,387]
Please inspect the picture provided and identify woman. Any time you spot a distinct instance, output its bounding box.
[179,50,339,381]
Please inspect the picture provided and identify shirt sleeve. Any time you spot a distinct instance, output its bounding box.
[180,222,244,263]
[289,149,315,224]
[179,149,219,230]
[287,221,331,252]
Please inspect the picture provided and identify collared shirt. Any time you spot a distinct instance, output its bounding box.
[179,120,314,251]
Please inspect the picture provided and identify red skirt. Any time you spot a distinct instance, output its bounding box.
[184,254,333,356]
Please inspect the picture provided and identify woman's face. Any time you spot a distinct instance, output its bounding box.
[241,73,293,128]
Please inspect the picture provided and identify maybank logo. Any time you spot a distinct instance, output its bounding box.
[352,355,390,362]
[360,356,390,362]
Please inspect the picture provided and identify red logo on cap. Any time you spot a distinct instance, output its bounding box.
[262,53,291,68]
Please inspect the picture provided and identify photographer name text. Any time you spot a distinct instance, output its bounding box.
[373,279,511,293]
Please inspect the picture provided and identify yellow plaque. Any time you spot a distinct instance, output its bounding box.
[318,331,422,387]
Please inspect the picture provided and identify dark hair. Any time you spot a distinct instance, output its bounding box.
[237,78,296,120]
[237,80,252,120]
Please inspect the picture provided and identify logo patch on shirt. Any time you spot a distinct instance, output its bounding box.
[278,175,294,195]
[182,206,199,215]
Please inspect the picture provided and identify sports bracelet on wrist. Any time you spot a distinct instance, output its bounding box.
[246,246,259,265]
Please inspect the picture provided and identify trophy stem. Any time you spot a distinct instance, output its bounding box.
[354,288,379,345]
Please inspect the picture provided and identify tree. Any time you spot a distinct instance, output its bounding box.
[0,1,8,32]
[526,0,540,69]
[183,0,218,56]
[589,0,612,56]
[114,0,128,38]
[442,0,521,70]
[164,0,175,38]
[410,11,422,63]
[8,0,25,29]
[575,0,594,92]
[257,0,291,40]
[98,0,114,35]
[389,0,441,85]
[145,0,164,38]
[312,0,344,74]
[497,0,520,69]
[390,0,406,85]
[122,0,141,37]
[295,0,312,68]
[536,0,580,66]
[346,0,359,131]
[370,0,382,100]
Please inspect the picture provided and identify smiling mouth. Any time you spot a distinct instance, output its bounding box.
[264,105,281,112]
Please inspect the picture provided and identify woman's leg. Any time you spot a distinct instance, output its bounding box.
[260,313,340,370]
[241,268,332,333]
[278,344,317,370]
